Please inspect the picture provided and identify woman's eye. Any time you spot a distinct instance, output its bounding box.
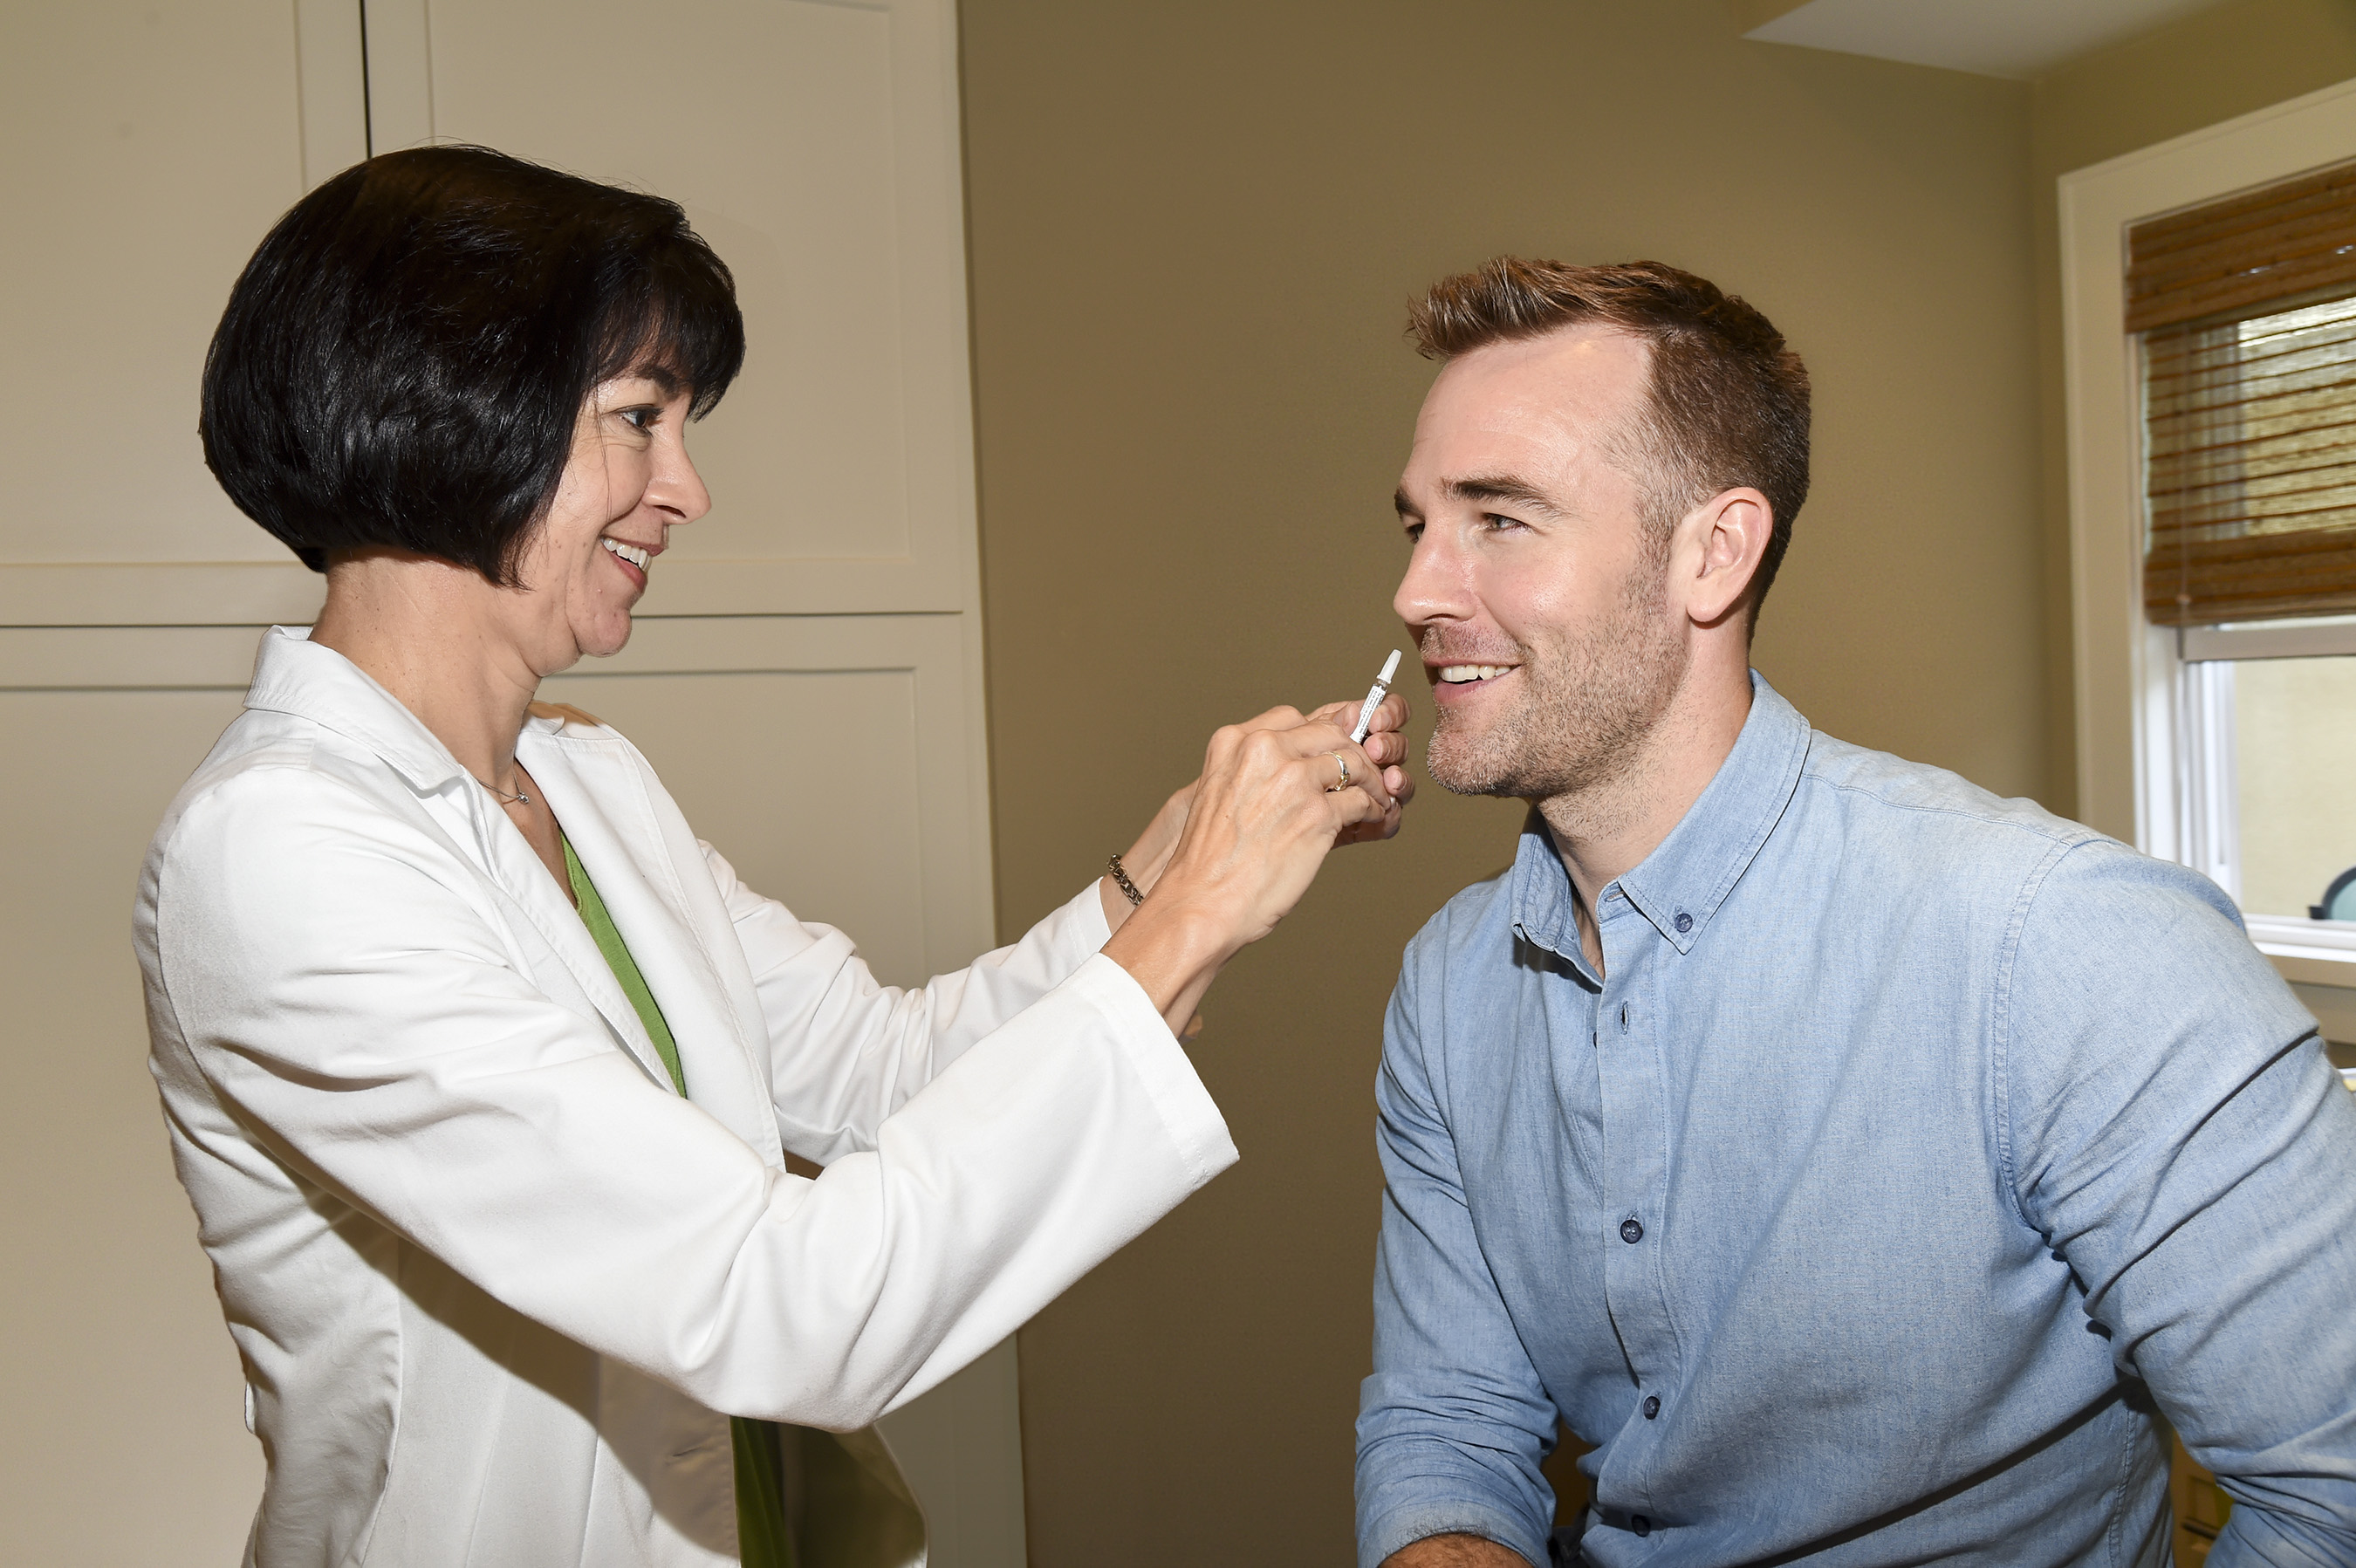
[616,406,659,432]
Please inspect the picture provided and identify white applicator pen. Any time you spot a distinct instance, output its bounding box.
[1349,649,1404,744]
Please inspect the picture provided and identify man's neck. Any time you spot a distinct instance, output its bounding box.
[1537,662,1754,975]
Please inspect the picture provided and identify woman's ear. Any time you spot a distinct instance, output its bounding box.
[1681,486,1772,629]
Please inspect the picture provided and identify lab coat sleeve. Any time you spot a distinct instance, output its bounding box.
[152,766,1236,1428]
[702,841,1118,1162]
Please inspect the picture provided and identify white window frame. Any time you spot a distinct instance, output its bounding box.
[2062,73,2356,1015]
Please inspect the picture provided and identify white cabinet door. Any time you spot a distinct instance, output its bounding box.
[0,3,1012,1562]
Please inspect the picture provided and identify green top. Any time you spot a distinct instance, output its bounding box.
[564,837,796,1568]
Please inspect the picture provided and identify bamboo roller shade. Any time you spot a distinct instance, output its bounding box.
[2137,157,2356,627]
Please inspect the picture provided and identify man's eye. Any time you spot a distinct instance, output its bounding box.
[1483,513,1526,532]
[1402,523,1425,544]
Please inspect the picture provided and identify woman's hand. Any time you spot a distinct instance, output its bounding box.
[1100,695,1413,1035]
[1307,694,1414,844]
[1098,694,1414,931]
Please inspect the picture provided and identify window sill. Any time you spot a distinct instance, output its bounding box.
[2248,913,2356,986]
[2245,918,2356,1078]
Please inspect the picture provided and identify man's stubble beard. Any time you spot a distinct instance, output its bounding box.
[1423,536,1689,808]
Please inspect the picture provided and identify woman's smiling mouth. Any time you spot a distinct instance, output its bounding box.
[600,535,656,592]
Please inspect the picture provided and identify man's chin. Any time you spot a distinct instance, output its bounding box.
[1425,735,1534,800]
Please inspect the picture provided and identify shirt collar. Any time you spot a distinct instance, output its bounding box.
[239,626,471,795]
[1509,671,1811,965]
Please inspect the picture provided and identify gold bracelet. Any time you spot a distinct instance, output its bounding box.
[1106,852,1146,907]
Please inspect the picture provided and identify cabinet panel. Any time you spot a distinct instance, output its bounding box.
[405,0,982,620]
[428,0,914,569]
[539,668,931,987]
[564,614,996,980]
[0,687,264,1566]
[0,3,306,569]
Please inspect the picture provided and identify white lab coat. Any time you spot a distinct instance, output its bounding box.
[134,628,1237,1567]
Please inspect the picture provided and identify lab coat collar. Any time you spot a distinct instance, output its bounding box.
[243,627,470,796]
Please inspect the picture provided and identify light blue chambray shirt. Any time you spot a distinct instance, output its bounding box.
[1356,675,2356,1568]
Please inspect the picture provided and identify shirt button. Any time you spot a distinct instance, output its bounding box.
[1620,1216,1644,1244]
[1643,1395,1661,1419]
[1674,911,1692,933]
[1633,1516,1652,1537]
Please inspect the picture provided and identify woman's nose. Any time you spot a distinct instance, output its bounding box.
[651,435,712,525]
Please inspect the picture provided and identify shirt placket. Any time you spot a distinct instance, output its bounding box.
[1592,885,1679,1537]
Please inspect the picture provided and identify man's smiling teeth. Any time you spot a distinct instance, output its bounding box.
[601,538,649,570]
[1439,664,1514,683]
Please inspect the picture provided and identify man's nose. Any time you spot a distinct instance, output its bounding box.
[1394,531,1472,628]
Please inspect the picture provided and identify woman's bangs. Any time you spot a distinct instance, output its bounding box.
[592,237,745,419]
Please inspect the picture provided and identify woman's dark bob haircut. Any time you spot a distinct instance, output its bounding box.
[201,145,744,585]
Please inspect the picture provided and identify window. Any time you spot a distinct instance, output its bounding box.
[2064,79,2356,1062]
[2144,284,2356,921]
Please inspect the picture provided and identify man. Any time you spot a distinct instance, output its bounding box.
[1353,257,2356,1568]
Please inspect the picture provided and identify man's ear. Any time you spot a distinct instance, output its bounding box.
[1680,486,1772,629]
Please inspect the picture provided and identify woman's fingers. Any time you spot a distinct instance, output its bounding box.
[1213,705,1414,846]
[1102,699,1415,1029]
[1359,693,1410,753]
[1312,738,1395,814]
[1300,693,1408,744]
[1228,703,1308,736]
[1335,775,1409,844]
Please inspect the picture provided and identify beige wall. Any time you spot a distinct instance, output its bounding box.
[2028,0,2356,816]
[959,2,2047,1559]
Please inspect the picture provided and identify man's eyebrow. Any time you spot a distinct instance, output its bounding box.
[1442,474,1563,516]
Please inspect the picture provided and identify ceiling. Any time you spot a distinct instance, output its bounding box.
[1739,0,2229,80]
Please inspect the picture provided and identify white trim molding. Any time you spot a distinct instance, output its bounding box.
[2061,73,2356,990]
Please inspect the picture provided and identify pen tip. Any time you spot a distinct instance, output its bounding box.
[1380,648,1402,681]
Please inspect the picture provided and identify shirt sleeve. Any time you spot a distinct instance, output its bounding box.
[1356,941,1558,1568]
[153,767,1234,1429]
[702,840,1115,1163]
[2001,840,2356,1566]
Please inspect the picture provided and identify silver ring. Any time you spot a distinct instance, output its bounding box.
[1328,751,1351,791]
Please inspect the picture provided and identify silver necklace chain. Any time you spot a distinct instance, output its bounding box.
[474,774,531,807]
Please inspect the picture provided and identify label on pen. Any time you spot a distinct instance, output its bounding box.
[1350,650,1404,743]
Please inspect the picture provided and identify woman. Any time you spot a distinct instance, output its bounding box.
[135,147,1410,1567]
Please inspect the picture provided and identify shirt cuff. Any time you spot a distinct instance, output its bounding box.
[1061,952,1237,1188]
[1359,1503,1549,1568]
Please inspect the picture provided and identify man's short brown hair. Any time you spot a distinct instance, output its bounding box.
[1408,257,1811,624]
